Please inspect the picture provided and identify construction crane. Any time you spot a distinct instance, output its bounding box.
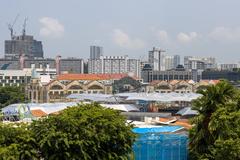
[7,14,19,40]
[22,17,28,40]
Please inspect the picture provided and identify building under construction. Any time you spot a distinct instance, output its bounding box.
[4,16,43,59]
[5,35,44,59]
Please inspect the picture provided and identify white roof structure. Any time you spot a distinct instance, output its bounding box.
[67,93,122,103]
[176,107,198,116]
[100,104,139,112]
[2,102,138,117]
[67,92,202,103]
[2,102,77,115]
[116,92,202,102]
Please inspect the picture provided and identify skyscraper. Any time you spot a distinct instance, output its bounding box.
[90,46,103,59]
[173,55,180,68]
[148,47,166,71]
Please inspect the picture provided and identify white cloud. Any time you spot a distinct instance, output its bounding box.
[112,29,145,49]
[177,32,198,43]
[39,17,64,38]
[209,27,240,41]
[156,30,169,43]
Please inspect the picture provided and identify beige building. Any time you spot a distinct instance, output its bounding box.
[147,80,219,93]
[26,73,134,103]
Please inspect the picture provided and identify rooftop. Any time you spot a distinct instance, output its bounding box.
[57,73,135,81]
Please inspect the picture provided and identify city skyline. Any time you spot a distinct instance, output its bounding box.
[1,0,240,63]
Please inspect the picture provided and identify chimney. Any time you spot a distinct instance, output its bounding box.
[55,55,61,75]
[19,54,25,70]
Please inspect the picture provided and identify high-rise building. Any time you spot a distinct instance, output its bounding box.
[90,46,103,59]
[164,55,180,70]
[165,56,174,70]
[88,55,141,78]
[173,55,180,68]
[148,47,166,71]
[5,35,43,59]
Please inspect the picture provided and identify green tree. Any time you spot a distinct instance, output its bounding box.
[0,123,38,160]
[31,103,136,160]
[189,81,240,159]
[0,86,26,109]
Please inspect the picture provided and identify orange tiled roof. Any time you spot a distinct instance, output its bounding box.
[31,109,48,117]
[172,121,192,130]
[169,80,180,85]
[150,80,161,86]
[157,117,192,129]
[56,73,135,81]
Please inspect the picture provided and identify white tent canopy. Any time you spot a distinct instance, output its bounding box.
[115,92,202,102]
[67,92,202,103]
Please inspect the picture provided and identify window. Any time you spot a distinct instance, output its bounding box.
[12,76,17,80]
[5,76,10,80]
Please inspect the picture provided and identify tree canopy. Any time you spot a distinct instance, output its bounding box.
[0,103,136,160]
[0,86,26,109]
[189,81,240,160]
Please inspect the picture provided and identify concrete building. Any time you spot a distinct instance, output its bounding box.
[141,70,195,83]
[0,57,84,74]
[220,64,239,71]
[184,56,216,70]
[90,46,103,59]
[141,65,201,82]
[148,47,166,71]
[202,70,240,81]
[0,70,31,87]
[88,55,141,78]
[5,35,43,59]
[58,58,84,74]
[165,55,181,70]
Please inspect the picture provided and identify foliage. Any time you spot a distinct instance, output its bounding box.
[30,103,136,160]
[0,123,38,160]
[189,81,240,159]
[0,86,26,109]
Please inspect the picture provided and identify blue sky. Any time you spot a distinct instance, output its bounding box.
[1,0,240,63]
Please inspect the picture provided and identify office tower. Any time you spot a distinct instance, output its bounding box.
[148,47,166,71]
[165,56,174,70]
[5,35,44,59]
[88,55,141,78]
[173,55,180,68]
[90,46,103,59]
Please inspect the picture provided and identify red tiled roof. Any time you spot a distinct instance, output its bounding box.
[31,109,48,117]
[57,73,136,81]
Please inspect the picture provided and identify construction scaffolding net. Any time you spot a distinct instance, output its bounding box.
[133,128,188,160]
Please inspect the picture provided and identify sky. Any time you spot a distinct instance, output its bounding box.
[1,0,240,63]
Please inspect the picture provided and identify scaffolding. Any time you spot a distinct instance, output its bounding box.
[133,128,188,160]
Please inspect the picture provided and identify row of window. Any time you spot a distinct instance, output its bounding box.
[0,76,31,80]
[0,80,29,83]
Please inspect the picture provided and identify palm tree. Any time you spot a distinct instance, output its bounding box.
[189,80,237,159]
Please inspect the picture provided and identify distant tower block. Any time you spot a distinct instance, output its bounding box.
[90,46,103,59]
